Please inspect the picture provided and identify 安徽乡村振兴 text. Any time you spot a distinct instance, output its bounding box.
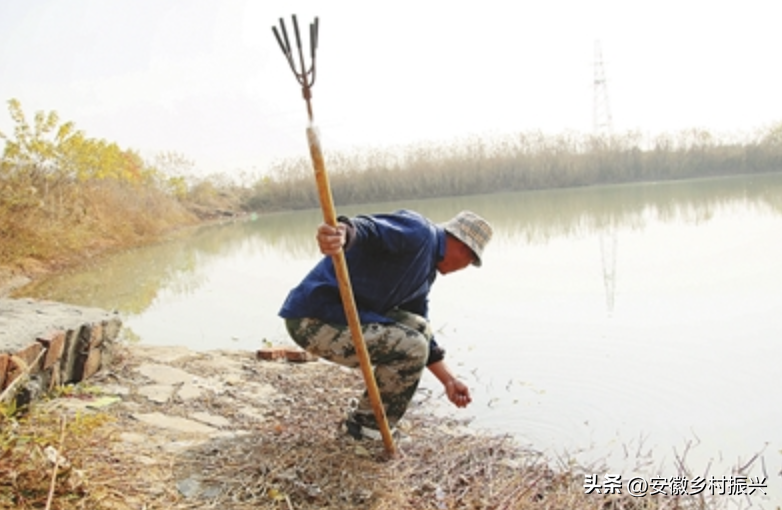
[584,474,767,497]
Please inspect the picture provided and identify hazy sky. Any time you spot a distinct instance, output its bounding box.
[1,0,780,175]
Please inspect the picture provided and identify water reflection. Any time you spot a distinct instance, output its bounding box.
[19,172,782,317]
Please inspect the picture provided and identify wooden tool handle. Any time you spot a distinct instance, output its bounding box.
[306,126,397,455]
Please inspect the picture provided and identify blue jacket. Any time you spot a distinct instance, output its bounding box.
[279,209,447,363]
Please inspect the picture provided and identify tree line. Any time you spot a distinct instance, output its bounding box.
[251,126,782,211]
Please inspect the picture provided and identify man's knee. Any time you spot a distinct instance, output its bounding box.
[387,309,433,341]
[364,323,427,367]
[402,330,429,368]
[284,318,306,348]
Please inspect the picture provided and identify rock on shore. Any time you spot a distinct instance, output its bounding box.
[0,298,122,405]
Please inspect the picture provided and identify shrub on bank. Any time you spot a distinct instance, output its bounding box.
[0,100,197,267]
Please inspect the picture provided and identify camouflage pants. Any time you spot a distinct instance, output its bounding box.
[284,309,431,428]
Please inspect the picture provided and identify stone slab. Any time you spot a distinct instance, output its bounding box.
[191,411,232,428]
[136,363,194,386]
[132,412,217,435]
[138,384,177,404]
[178,383,203,401]
[0,298,121,354]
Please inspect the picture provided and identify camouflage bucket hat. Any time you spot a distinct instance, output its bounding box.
[441,210,493,267]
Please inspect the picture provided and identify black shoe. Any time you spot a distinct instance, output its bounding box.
[342,417,409,442]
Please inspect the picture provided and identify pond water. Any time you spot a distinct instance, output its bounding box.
[20,172,782,506]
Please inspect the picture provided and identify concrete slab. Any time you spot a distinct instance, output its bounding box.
[191,411,232,428]
[136,363,194,386]
[0,298,120,353]
[132,411,217,435]
[138,384,177,404]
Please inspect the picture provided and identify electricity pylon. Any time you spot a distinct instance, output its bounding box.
[594,39,617,314]
[593,40,613,136]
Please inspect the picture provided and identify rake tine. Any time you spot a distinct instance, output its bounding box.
[279,18,292,56]
[310,18,319,60]
[307,21,317,86]
[273,18,303,79]
[292,16,308,87]
[271,15,319,98]
[272,26,288,58]
[292,14,302,50]
[291,15,311,98]
[309,22,316,60]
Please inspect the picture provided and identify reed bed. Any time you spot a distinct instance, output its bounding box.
[255,126,782,212]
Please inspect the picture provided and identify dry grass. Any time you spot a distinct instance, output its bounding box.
[0,180,195,263]
[0,346,737,510]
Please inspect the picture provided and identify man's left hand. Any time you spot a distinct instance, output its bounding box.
[445,379,472,408]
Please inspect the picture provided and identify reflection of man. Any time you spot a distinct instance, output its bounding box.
[279,209,493,440]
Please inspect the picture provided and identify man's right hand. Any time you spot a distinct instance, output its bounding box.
[316,223,347,255]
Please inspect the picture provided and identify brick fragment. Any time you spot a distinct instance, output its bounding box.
[37,330,67,370]
[5,354,32,388]
[0,353,8,390]
[13,342,43,374]
[256,348,286,361]
[89,323,104,348]
[283,348,318,363]
[81,347,102,380]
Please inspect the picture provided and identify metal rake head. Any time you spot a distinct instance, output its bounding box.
[272,15,319,120]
